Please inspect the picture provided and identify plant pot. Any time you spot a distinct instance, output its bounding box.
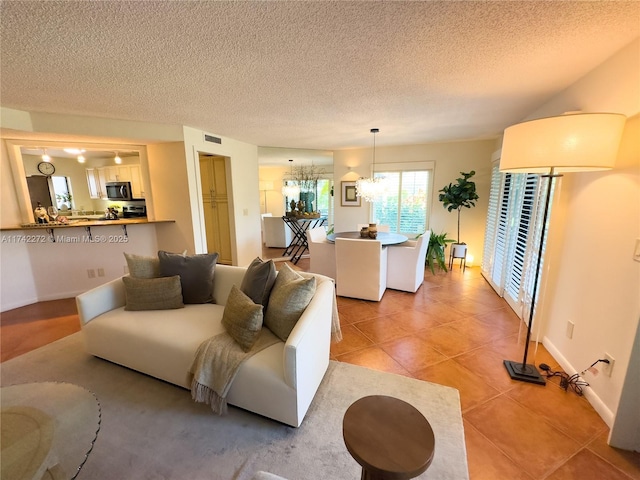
[451,243,467,259]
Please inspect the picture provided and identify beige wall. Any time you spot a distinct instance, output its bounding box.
[333,139,496,264]
[522,38,640,445]
[146,142,196,255]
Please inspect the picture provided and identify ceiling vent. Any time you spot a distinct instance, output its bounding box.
[204,133,222,144]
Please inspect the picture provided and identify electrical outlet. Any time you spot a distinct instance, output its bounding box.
[87,269,95,278]
[97,268,105,277]
[603,353,615,377]
[566,320,575,339]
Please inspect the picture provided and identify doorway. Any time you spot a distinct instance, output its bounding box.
[198,153,232,264]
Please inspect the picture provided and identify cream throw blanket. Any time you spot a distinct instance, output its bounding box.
[189,329,280,414]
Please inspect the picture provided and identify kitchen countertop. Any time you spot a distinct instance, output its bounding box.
[0,218,174,232]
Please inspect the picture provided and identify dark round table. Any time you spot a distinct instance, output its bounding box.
[327,231,408,245]
[342,395,435,480]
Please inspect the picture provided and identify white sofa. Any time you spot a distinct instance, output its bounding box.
[76,265,334,427]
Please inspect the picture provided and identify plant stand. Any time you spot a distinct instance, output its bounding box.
[449,243,467,272]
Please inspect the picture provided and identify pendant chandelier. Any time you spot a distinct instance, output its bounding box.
[356,128,387,202]
[281,159,301,198]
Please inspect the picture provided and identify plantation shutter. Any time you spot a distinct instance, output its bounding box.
[482,158,551,321]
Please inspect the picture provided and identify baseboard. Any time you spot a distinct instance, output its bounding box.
[543,336,615,428]
[1,296,39,312]
[1,290,83,312]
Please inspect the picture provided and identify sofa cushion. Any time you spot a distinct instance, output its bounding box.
[122,275,184,311]
[158,251,219,304]
[264,263,316,341]
[222,285,264,352]
[124,252,160,278]
[240,257,277,309]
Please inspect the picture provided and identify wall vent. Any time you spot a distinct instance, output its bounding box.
[204,133,222,144]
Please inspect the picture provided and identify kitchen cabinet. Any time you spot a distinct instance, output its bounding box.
[85,164,144,199]
[86,168,106,199]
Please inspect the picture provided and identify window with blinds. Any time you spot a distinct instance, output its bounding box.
[372,170,430,235]
[482,161,552,320]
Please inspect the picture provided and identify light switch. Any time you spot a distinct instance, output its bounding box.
[634,238,640,263]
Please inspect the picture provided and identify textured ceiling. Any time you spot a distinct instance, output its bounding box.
[1,1,639,151]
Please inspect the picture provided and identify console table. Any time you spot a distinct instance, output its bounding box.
[282,216,327,264]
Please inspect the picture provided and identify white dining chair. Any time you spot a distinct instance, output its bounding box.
[306,226,336,279]
[386,231,430,293]
[335,238,388,301]
[263,216,293,248]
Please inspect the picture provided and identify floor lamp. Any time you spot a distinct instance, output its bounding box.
[499,112,626,385]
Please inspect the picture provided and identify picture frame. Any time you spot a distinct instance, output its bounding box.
[341,181,361,207]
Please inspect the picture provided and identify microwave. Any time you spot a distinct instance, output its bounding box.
[105,182,133,201]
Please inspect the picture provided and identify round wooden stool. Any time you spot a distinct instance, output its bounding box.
[342,395,435,480]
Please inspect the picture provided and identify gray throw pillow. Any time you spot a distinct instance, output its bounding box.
[264,263,316,341]
[124,252,160,278]
[240,257,277,309]
[122,275,184,311]
[158,251,219,304]
[222,285,264,352]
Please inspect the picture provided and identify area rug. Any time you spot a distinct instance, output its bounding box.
[1,333,468,480]
[1,382,100,480]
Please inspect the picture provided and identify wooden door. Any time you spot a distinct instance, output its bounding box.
[199,154,232,264]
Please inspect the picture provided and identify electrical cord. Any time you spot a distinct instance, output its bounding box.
[538,359,610,396]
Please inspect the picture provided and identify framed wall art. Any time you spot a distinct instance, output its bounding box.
[341,181,361,207]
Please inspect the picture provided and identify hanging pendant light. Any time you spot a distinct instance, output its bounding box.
[41,148,51,162]
[281,159,300,198]
[356,128,387,202]
[77,154,86,164]
[114,152,122,164]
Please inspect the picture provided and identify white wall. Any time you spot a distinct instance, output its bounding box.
[333,139,495,264]
[523,39,640,446]
[182,127,261,267]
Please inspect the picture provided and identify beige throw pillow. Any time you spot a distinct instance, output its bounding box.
[264,263,316,341]
[124,253,160,278]
[222,285,264,352]
[122,275,184,311]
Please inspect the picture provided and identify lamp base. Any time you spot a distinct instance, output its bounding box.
[504,360,546,385]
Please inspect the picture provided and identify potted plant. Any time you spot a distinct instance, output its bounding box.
[56,193,73,210]
[425,231,455,274]
[438,171,479,261]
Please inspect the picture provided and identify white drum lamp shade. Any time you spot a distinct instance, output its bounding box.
[500,113,626,173]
